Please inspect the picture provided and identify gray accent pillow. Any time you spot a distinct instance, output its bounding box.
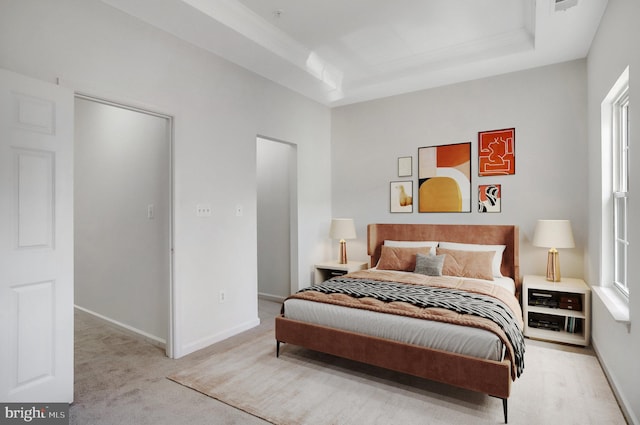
[414,253,445,276]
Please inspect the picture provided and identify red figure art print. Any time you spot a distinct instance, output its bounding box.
[478,128,515,176]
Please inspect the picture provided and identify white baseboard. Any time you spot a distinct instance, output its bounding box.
[258,292,286,303]
[74,304,166,348]
[179,317,261,358]
[592,340,639,425]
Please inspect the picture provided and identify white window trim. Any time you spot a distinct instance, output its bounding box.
[613,90,629,296]
[593,286,630,323]
[598,66,630,323]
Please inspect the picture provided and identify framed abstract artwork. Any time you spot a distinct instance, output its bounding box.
[398,156,412,177]
[478,184,501,213]
[478,128,515,176]
[390,181,413,213]
[418,142,471,212]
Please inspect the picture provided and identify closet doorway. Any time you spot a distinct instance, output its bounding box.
[256,136,298,301]
[74,95,174,357]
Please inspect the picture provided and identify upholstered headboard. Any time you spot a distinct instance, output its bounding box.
[367,223,520,283]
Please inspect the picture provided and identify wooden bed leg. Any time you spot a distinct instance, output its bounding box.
[502,398,508,424]
[276,341,281,358]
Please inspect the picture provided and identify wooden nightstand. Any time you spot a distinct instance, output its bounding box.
[522,275,591,346]
[314,260,368,284]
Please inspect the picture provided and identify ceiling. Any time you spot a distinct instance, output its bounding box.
[101,0,608,107]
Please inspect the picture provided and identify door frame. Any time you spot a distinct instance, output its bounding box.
[256,135,299,298]
[74,93,176,358]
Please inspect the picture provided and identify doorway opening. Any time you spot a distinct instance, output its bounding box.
[256,136,298,301]
[73,94,175,358]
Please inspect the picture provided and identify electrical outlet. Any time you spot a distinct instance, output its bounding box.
[196,204,212,217]
[219,290,226,303]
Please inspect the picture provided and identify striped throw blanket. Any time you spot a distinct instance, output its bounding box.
[297,277,525,378]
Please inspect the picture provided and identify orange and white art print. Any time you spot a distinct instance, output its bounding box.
[418,142,471,212]
[478,184,501,213]
[478,128,515,176]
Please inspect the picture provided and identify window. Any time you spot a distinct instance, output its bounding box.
[613,89,629,296]
[603,67,630,298]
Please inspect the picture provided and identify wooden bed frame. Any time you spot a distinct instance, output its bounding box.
[275,223,521,423]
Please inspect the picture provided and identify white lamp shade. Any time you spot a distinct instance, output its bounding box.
[532,220,575,249]
[329,218,356,240]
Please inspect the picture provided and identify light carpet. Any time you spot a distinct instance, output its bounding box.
[168,331,625,425]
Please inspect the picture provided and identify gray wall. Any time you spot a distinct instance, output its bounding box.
[331,60,588,279]
[257,137,296,300]
[75,97,170,342]
[587,0,640,423]
[0,0,332,357]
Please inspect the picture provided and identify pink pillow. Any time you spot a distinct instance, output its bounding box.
[436,247,495,281]
[377,246,432,271]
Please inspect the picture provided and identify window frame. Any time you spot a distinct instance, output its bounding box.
[611,80,630,297]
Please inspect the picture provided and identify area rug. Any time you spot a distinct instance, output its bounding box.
[168,331,625,425]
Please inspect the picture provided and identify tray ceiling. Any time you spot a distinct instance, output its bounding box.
[101,0,608,106]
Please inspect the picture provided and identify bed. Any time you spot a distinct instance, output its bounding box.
[275,223,524,423]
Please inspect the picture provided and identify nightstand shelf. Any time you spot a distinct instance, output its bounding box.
[523,275,591,346]
[314,260,368,284]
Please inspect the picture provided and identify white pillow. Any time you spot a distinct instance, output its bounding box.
[438,241,506,277]
[384,240,438,255]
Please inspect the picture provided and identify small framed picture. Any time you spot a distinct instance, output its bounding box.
[390,181,413,213]
[478,184,501,213]
[478,128,515,176]
[398,156,412,177]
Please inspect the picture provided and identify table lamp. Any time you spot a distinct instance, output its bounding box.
[532,219,575,282]
[329,218,356,264]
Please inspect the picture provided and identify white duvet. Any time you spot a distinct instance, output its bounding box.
[283,273,516,362]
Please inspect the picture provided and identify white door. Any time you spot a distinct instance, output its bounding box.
[0,69,74,402]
